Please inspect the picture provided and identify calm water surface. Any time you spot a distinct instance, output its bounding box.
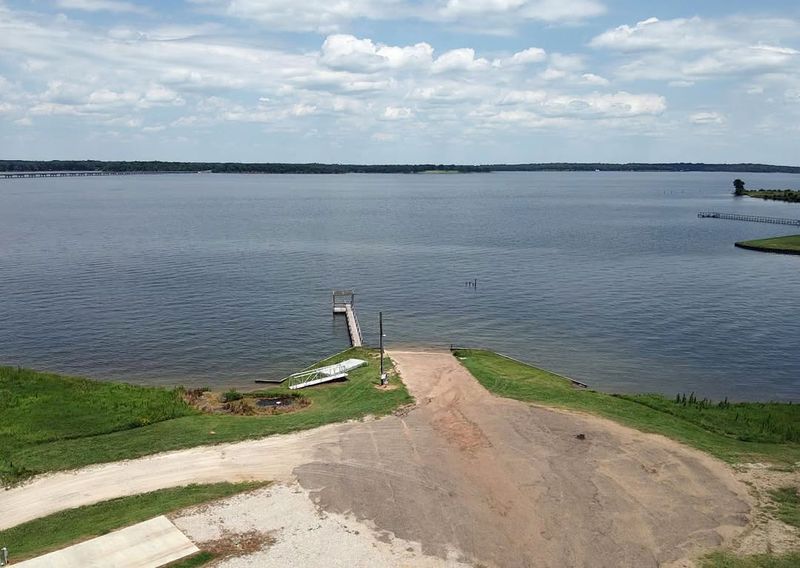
[1,172,798,400]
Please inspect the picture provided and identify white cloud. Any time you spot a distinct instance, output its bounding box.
[432,48,489,73]
[437,0,605,23]
[320,35,433,72]
[492,89,665,120]
[540,91,666,118]
[383,106,413,119]
[143,85,184,105]
[0,4,676,155]
[581,73,609,86]
[681,45,798,78]
[539,53,584,82]
[191,0,605,34]
[540,67,566,81]
[371,131,396,141]
[56,0,149,14]
[290,103,317,116]
[190,0,399,33]
[593,16,800,83]
[690,111,725,125]
[590,17,731,52]
[501,47,547,66]
[549,53,584,72]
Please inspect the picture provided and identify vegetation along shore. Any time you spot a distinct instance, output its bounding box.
[4,160,800,175]
[733,179,800,203]
[743,189,800,203]
[0,347,409,486]
[735,235,800,255]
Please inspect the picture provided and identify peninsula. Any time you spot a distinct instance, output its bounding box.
[735,234,800,255]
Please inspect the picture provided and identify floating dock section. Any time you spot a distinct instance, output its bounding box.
[285,358,367,389]
[698,211,800,226]
[333,289,363,347]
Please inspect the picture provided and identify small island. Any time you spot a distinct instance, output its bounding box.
[735,234,800,255]
[743,189,800,203]
[733,179,800,203]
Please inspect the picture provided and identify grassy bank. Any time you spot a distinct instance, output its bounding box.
[0,481,265,562]
[1,347,411,485]
[735,235,800,255]
[452,349,800,465]
[744,189,800,203]
[702,552,800,568]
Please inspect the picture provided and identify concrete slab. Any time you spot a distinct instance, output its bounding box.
[14,516,199,568]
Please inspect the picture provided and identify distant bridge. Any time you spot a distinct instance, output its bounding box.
[0,171,198,179]
[698,211,800,227]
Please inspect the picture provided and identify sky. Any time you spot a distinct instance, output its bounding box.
[1,1,800,164]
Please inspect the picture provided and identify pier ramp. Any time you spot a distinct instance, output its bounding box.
[333,290,363,347]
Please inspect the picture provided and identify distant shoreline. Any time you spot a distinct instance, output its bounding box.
[3,160,800,175]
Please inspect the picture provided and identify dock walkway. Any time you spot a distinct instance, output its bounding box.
[698,211,800,226]
[333,290,363,347]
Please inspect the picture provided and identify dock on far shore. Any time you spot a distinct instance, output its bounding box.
[333,289,363,347]
[698,211,800,226]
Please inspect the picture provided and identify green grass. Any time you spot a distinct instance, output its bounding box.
[1,348,411,485]
[452,349,800,465]
[744,189,800,203]
[768,487,800,528]
[702,552,800,568]
[164,551,216,568]
[735,235,800,254]
[0,482,266,562]
[0,366,197,482]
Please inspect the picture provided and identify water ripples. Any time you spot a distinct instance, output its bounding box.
[0,172,798,400]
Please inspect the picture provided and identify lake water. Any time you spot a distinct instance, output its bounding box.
[1,172,798,400]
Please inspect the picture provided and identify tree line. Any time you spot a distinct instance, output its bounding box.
[3,160,800,174]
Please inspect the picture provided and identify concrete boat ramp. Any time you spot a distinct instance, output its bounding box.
[14,516,198,568]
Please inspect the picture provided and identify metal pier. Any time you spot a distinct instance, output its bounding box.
[333,289,363,347]
[698,211,800,226]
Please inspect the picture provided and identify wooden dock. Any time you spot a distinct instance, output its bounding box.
[333,290,363,347]
[698,211,800,226]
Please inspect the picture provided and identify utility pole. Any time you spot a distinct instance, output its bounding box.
[379,311,387,385]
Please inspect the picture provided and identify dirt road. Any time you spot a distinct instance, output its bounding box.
[2,351,751,567]
[295,351,750,567]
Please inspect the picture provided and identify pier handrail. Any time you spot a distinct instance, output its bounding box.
[349,305,363,346]
[332,289,363,347]
[698,211,800,226]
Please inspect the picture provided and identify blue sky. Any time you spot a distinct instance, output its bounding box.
[1,1,800,163]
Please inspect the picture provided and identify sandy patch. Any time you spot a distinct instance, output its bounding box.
[172,484,471,567]
[726,464,800,556]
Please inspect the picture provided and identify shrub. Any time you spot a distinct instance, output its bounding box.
[222,390,243,403]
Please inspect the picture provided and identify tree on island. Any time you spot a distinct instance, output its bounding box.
[733,179,746,196]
